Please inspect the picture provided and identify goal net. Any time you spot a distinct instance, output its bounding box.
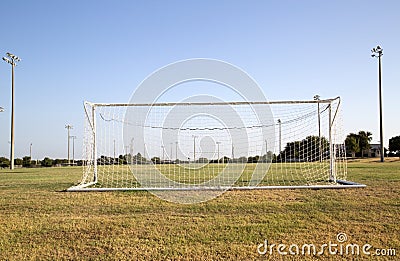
[68,97,365,191]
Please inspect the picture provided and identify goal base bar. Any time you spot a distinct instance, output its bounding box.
[66,180,366,192]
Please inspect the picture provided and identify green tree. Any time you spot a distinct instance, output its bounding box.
[389,135,400,157]
[41,157,53,167]
[301,136,329,162]
[0,157,10,168]
[14,158,23,166]
[132,153,147,164]
[358,131,372,157]
[221,156,230,163]
[238,156,247,163]
[247,155,260,163]
[345,133,360,158]
[118,154,127,165]
[151,157,160,164]
[22,156,32,167]
[54,159,66,165]
[197,157,209,163]
[281,136,329,162]
[283,141,301,160]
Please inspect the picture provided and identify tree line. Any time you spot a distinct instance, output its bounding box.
[97,135,332,165]
[388,135,400,156]
[345,131,400,157]
[1,133,399,168]
[0,156,83,168]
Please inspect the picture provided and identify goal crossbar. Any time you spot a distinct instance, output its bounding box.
[85,97,341,107]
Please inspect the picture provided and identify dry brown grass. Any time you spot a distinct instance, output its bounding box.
[0,159,399,260]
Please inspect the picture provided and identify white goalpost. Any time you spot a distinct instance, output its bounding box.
[68,97,365,192]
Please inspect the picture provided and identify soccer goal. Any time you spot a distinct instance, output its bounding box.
[68,97,365,192]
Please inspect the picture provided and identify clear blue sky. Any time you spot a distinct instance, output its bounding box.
[0,0,399,159]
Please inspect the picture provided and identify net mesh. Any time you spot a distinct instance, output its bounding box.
[76,98,347,190]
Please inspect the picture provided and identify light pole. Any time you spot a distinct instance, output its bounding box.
[113,139,116,160]
[216,141,221,163]
[0,105,3,154]
[143,143,146,163]
[231,143,234,161]
[65,124,73,165]
[124,145,129,157]
[130,138,134,163]
[265,139,268,162]
[175,141,178,161]
[192,135,197,163]
[161,145,165,162]
[3,52,21,170]
[371,46,384,162]
[71,136,77,165]
[278,119,282,154]
[30,143,32,159]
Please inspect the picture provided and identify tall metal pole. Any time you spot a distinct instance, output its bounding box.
[231,143,234,161]
[30,143,32,159]
[10,65,15,169]
[73,137,75,164]
[192,135,197,163]
[68,127,70,165]
[144,143,146,163]
[371,46,384,162]
[3,53,20,170]
[175,141,178,161]
[216,141,221,163]
[278,119,282,154]
[71,136,76,165]
[130,138,134,164]
[113,139,116,160]
[0,107,4,159]
[65,125,73,165]
[265,139,268,162]
[378,53,384,162]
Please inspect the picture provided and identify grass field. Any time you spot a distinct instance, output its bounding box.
[0,158,399,260]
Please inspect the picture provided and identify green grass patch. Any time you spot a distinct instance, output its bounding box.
[0,159,399,260]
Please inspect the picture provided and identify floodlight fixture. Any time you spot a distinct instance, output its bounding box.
[3,53,20,65]
[371,46,383,57]
[2,57,11,64]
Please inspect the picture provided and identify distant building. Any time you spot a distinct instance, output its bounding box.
[366,144,381,158]
[346,143,381,158]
